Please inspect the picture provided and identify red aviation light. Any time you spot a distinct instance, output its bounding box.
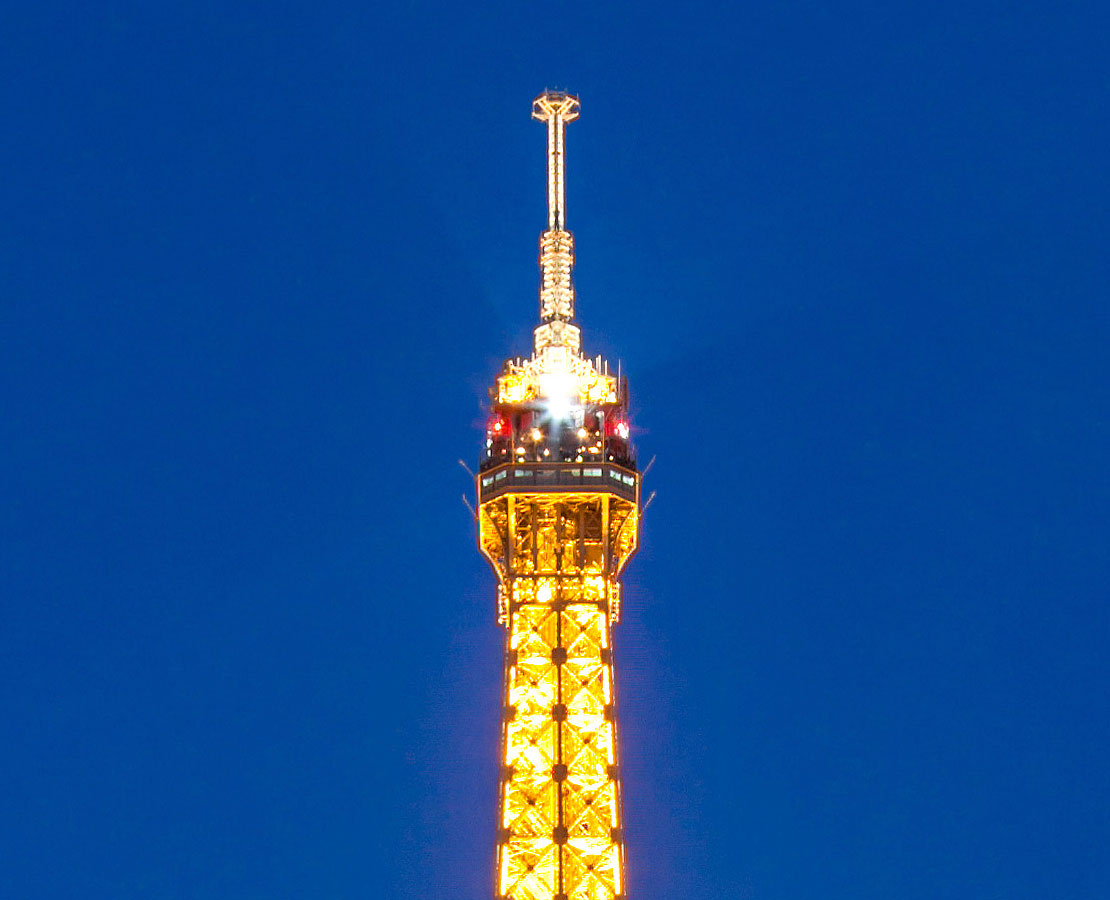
[605,415,630,440]
[487,414,510,436]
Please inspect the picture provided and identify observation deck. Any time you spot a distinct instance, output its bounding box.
[478,460,639,504]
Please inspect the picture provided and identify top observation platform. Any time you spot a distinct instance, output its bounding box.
[478,461,638,504]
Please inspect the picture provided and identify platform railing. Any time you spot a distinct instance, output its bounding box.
[478,461,638,503]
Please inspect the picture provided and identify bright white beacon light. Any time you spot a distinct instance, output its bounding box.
[538,371,577,421]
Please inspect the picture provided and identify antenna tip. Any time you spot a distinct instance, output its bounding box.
[532,91,580,123]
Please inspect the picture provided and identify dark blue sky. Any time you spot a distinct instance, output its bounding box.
[2,2,1107,898]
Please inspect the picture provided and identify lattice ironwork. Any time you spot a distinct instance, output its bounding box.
[479,493,637,900]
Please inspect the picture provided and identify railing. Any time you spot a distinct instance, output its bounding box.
[478,462,638,503]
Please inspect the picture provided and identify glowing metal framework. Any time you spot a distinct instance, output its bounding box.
[476,93,640,900]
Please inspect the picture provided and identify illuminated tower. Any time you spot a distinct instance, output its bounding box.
[475,92,640,900]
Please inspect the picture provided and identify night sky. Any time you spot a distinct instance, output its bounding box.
[3,3,1108,898]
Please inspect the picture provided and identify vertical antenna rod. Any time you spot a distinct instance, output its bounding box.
[531,91,581,353]
[532,91,579,230]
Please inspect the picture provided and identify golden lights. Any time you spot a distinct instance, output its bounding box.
[477,489,638,900]
[496,358,618,409]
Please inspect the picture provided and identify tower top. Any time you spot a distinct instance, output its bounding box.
[481,92,633,474]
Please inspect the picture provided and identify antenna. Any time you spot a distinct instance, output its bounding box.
[531,92,582,355]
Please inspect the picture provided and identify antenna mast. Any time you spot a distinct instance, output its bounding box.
[531,92,581,356]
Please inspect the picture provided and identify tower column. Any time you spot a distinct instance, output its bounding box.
[486,494,636,900]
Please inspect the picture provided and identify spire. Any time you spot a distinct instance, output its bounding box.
[531,91,581,356]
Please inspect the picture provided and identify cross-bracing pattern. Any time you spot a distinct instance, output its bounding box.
[479,493,638,900]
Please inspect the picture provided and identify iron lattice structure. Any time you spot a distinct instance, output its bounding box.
[476,92,640,900]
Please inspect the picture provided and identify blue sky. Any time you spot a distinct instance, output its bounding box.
[2,2,1107,898]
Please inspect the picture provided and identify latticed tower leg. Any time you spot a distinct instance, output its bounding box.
[481,493,636,900]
